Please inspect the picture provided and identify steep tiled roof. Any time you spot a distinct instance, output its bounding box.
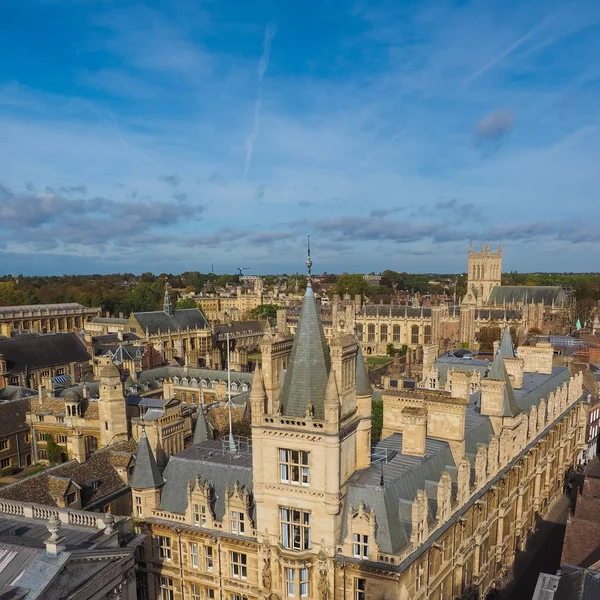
[499,324,516,358]
[355,337,372,397]
[0,333,91,374]
[130,430,163,489]
[0,396,30,439]
[279,283,331,419]
[0,440,137,508]
[132,308,208,335]
[192,408,211,444]
[488,286,568,307]
[486,351,522,418]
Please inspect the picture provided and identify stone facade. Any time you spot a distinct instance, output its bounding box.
[128,271,586,600]
[0,302,100,337]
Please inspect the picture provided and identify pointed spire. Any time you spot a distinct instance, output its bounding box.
[498,241,502,254]
[278,255,331,419]
[469,241,473,254]
[131,428,164,489]
[499,323,515,358]
[487,351,521,418]
[164,282,173,316]
[193,407,210,444]
[355,336,372,397]
[250,364,267,411]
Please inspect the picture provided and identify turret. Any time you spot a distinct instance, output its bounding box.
[164,283,173,316]
[97,357,127,447]
[131,427,164,518]
[250,364,267,426]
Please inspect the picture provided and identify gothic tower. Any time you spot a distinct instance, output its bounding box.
[251,246,372,600]
[466,242,502,307]
[97,356,128,447]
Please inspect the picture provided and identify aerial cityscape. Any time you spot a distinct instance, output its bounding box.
[1,1,599,600]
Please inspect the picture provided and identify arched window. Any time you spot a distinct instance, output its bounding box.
[424,325,432,344]
[367,324,376,342]
[380,324,388,342]
[411,325,419,345]
[356,324,363,341]
[393,325,401,343]
[481,266,485,279]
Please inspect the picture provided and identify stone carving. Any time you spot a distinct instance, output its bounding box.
[318,568,329,600]
[103,512,115,535]
[46,515,62,541]
[305,400,314,418]
[262,557,272,590]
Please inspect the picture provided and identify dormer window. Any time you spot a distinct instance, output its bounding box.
[66,492,77,505]
[231,511,245,535]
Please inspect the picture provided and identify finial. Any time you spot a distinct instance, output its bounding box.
[306,235,312,280]
[306,235,312,281]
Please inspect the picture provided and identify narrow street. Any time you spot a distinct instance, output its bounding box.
[498,475,582,600]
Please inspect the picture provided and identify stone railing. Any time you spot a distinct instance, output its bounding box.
[151,509,186,522]
[0,499,128,531]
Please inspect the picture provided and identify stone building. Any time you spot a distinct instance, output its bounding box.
[280,244,570,357]
[0,498,141,599]
[127,256,586,600]
[0,302,101,337]
[25,356,198,469]
[0,332,92,389]
[124,286,213,367]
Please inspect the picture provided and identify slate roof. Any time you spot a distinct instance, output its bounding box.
[0,333,91,374]
[0,396,30,439]
[132,308,208,335]
[488,286,568,307]
[486,351,522,417]
[499,324,516,358]
[279,283,331,419]
[554,565,600,600]
[159,440,254,522]
[130,430,163,489]
[0,440,137,508]
[214,320,270,338]
[434,353,490,387]
[362,305,432,318]
[192,408,211,444]
[0,303,90,317]
[0,386,36,402]
[355,337,372,397]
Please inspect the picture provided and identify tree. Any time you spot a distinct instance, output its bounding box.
[250,303,281,320]
[45,434,66,465]
[371,400,383,442]
[476,326,501,353]
[331,273,371,299]
[177,298,198,309]
[386,343,395,357]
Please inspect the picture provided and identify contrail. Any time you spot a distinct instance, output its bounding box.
[464,12,560,86]
[244,24,276,180]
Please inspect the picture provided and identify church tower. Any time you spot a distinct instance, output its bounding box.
[251,241,372,600]
[97,356,128,447]
[466,242,502,306]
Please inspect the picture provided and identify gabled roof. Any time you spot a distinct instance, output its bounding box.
[488,286,568,307]
[486,351,522,418]
[355,338,372,397]
[0,333,91,374]
[132,308,208,336]
[278,283,331,419]
[499,324,516,358]
[130,430,163,489]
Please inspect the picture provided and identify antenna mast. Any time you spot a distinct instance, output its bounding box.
[226,332,237,454]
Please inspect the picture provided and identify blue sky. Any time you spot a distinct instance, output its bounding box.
[0,0,599,275]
